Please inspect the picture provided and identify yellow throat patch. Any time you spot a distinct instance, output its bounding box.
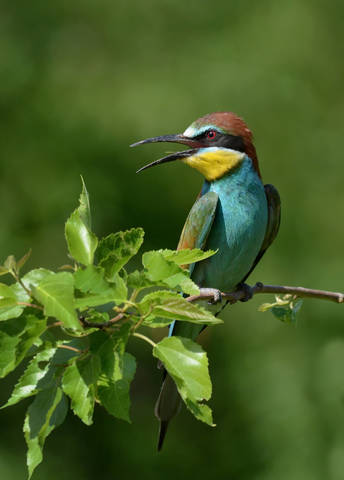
[183,149,245,181]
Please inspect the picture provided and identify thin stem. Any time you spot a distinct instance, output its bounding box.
[17,278,32,297]
[133,306,153,332]
[57,344,82,354]
[46,321,63,329]
[133,332,156,348]
[17,302,43,310]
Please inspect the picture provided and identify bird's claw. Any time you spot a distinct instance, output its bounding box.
[237,283,254,302]
[199,288,222,305]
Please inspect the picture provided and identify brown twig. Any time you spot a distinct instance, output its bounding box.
[80,312,126,328]
[17,302,44,310]
[186,282,344,305]
[57,344,82,353]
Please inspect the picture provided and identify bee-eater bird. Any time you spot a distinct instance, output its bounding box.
[131,112,281,450]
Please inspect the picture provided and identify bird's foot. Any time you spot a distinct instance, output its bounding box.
[199,288,222,305]
[237,283,254,302]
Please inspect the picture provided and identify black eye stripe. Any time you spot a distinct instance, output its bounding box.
[192,131,246,152]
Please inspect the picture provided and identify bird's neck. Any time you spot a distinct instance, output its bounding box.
[201,155,256,194]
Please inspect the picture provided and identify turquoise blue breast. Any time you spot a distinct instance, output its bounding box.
[192,155,268,291]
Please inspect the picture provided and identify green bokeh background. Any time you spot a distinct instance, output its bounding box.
[1,1,344,478]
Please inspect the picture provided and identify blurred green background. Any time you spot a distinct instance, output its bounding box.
[1,0,344,478]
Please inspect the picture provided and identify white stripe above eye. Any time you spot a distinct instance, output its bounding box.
[183,125,197,137]
[183,124,221,138]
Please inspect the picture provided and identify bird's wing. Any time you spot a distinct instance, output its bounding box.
[177,190,219,253]
[242,183,281,281]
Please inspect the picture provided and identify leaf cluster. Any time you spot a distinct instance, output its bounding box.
[0,179,219,478]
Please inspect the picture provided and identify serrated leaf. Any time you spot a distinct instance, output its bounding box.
[97,228,144,280]
[98,352,136,422]
[2,347,57,408]
[32,272,80,330]
[163,273,200,295]
[24,386,68,479]
[62,354,100,425]
[142,251,180,281]
[142,251,199,295]
[0,315,47,378]
[139,291,222,325]
[157,248,217,265]
[89,327,135,422]
[65,210,98,265]
[153,336,213,425]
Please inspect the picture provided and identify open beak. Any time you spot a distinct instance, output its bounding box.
[130,134,199,173]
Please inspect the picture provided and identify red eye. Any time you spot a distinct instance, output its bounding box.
[206,130,217,139]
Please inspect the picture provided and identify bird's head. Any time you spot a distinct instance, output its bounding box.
[131,112,260,181]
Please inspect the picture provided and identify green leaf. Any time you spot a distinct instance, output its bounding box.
[143,251,180,281]
[64,179,97,265]
[259,295,303,324]
[88,327,135,422]
[3,255,16,272]
[2,347,57,408]
[0,283,17,307]
[22,268,54,290]
[32,272,81,330]
[0,315,47,378]
[24,386,68,479]
[139,291,222,325]
[0,266,10,277]
[74,274,127,310]
[74,265,109,293]
[98,352,136,422]
[127,270,157,289]
[153,336,213,425]
[78,176,92,229]
[142,251,200,295]
[62,354,101,425]
[157,248,217,265]
[0,281,30,321]
[65,210,98,265]
[142,314,173,328]
[97,228,144,280]
[163,272,200,296]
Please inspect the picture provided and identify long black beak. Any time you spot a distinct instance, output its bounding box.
[130,133,200,173]
[130,133,197,148]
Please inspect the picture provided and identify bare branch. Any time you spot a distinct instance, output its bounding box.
[186,282,344,305]
[77,282,344,330]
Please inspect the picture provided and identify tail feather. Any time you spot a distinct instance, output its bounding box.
[157,420,169,451]
[155,373,181,451]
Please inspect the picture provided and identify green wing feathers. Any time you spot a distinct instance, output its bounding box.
[177,191,219,252]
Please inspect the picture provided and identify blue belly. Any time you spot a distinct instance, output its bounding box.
[191,157,268,291]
